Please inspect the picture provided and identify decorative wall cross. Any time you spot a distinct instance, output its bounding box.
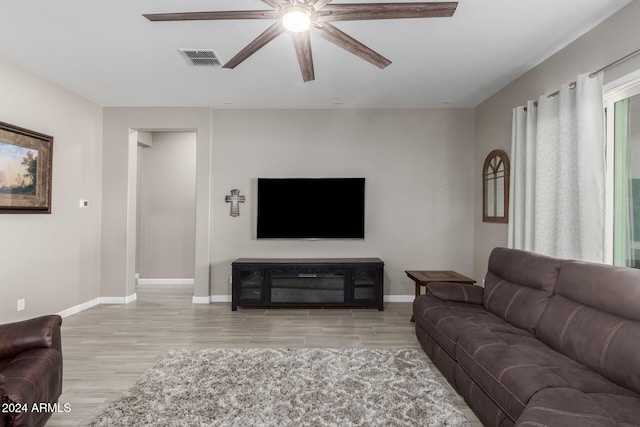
[225,189,245,217]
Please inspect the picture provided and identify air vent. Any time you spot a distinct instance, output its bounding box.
[179,49,222,66]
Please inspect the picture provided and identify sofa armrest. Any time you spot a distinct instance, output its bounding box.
[0,315,62,359]
[427,282,484,304]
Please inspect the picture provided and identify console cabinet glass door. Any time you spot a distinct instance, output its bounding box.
[237,268,264,304]
[351,268,380,303]
[270,267,346,304]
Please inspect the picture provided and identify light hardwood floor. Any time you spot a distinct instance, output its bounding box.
[47,286,482,426]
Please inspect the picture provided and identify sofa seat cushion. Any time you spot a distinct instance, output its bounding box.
[414,295,530,358]
[2,348,63,427]
[456,326,635,422]
[515,387,640,427]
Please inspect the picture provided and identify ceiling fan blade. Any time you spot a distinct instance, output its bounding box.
[313,0,333,10]
[292,31,315,82]
[261,0,281,7]
[223,22,286,69]
[316,2,457,21]
[143,10,278,22]
[314,23,391,69]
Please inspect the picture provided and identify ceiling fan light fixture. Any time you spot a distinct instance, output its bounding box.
[143,1,459,82]
[282,6,312,32]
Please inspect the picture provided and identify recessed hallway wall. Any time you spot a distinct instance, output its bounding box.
[137,131,196,281]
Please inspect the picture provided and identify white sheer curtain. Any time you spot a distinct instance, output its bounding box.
[508,73,606,262]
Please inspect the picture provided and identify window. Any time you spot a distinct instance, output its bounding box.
[605,75,640,267]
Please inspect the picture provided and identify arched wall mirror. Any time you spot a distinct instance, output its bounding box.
[483,149,510,223]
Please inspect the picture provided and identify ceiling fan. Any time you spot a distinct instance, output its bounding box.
[143,1,458,82]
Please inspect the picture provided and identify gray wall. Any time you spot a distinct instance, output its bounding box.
[473,0,640,281]
[101,107,475,302]
[0,59,103,323]
[210,109,476,299]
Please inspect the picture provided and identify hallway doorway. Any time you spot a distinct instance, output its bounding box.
[135,131,197,301]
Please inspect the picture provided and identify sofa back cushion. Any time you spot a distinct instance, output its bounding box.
[483,248,563,334]
[537,260,640,394]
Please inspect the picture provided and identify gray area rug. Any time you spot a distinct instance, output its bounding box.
[91,347,470,426]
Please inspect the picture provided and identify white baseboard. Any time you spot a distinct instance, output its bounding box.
[56,293,137,318]
[57,298,101,318]
[192,295,212,304]
[137,278,194,286]
[384,295,414,303]
[100,293,137,304]
[192,295,232,304]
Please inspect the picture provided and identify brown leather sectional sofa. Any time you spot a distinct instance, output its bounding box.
[414,247,640,426]
[0,315,63,427]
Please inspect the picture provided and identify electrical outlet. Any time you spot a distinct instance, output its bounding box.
[17,298,25,311]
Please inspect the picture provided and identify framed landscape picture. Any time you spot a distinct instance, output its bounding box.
[0,121,53,213]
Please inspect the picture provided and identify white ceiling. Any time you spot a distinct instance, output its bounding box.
[0,0,634,109]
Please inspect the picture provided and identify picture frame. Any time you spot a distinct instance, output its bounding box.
[0,121,53,213]
[482,149,510,223]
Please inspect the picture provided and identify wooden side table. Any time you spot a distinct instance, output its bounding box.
[406,270,476,322]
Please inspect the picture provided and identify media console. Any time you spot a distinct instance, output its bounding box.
[231,258,384,311]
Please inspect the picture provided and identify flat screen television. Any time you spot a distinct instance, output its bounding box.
[257,178,365,239]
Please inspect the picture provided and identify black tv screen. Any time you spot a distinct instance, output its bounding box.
[257,178,365,239]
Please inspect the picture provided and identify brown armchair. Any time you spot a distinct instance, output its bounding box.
[0,315,63,427]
